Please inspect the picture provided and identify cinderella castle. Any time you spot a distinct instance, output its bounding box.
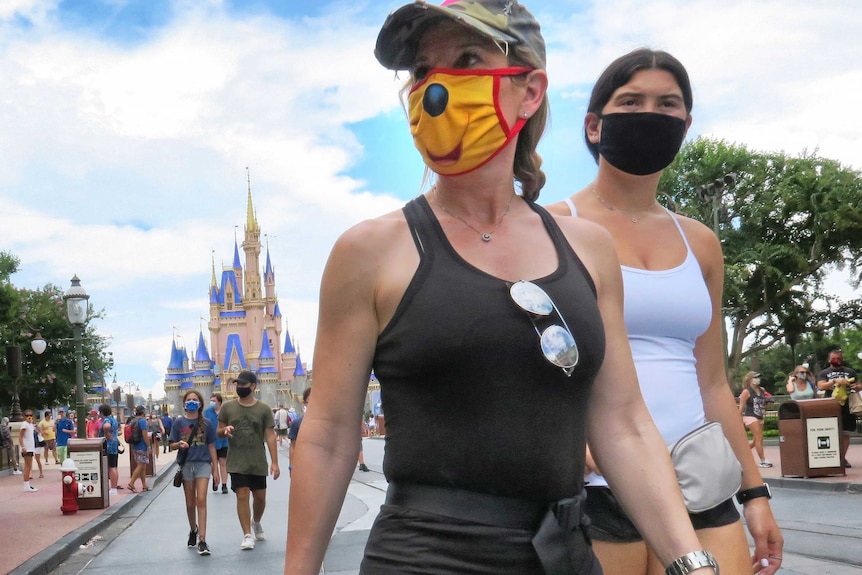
[162,181,310,415]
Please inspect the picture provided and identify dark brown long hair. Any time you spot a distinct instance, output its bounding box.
[585,48,693,162]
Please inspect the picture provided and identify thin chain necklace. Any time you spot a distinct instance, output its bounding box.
[591,188,657,223]
[434,188,515,242]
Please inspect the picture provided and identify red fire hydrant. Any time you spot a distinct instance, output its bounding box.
[60,458,82,515]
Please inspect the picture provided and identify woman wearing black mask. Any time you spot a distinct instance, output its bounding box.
[548,49,783,575]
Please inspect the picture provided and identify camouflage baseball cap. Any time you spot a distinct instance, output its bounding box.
[375,0,546,71]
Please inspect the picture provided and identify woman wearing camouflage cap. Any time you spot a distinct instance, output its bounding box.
[286,2,717,574]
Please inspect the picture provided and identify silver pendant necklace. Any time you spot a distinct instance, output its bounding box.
[435,188,515,242]
[592,188,657,223]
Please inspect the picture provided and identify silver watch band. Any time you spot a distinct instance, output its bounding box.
[665,550,720,575]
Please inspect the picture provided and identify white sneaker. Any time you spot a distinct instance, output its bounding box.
[24,484,38,492]
[252,521,266,541]
[109,488,118,495]
[759,460,773,468]
[240,534,255,550]
[12,469,22,475]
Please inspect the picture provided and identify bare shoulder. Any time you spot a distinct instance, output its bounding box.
[545,198,571,216]
[326,207,412,280]
[552,212,617,255]
[673,212,723,267]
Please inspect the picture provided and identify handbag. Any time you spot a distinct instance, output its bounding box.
[173,465,184,488]
[173,447,188,488]
[669,421,742,513]
[849,391,862,415]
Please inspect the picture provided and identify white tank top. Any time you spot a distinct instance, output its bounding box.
[565,198,712,488]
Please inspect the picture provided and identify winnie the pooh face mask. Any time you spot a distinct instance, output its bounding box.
[407,66,532,176]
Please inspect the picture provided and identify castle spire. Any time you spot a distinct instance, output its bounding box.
[211,250,217,287]
[246,167,259,233]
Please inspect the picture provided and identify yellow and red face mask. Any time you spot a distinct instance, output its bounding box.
[407,67,532,176]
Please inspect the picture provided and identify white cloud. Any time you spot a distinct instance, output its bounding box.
[1,0,859,402]
[544,0,862,169]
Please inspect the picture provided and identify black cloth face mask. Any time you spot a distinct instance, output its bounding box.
[597,112,687,175]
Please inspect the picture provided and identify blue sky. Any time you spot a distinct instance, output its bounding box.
[1,0,860,402]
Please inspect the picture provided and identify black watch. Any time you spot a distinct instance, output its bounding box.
[736,483,771,505]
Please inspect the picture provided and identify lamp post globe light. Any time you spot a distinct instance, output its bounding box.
[64,275,90,439]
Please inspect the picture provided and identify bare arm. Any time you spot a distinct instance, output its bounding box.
[688,221,783,574]
[101,420,114,440]
[265,426,280,480]
[738,388,750,416]
[558,217,708,569]
[285,222,386,575]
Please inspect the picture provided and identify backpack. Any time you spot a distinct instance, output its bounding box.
[125,417,143,444]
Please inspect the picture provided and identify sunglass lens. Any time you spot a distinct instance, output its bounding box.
[510,280,553,316]
[540,324,579,370]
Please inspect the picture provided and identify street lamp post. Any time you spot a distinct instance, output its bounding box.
[695,173,736,237]
[63,275,89,439]
[4,345,23,421]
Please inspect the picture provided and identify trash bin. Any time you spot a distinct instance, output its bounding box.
[67,437,110,509]
[778,398,845,478]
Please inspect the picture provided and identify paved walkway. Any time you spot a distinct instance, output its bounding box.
[2,439,861,574]
[0,445,177,575]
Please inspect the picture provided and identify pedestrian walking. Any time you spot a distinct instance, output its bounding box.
[218,370,280,551]
[286,2,724,573]
[55,409,75,463]
[1,416,21,474]
[98,404,122,494]
[546,47,783,574]
[126,405,151,492]
[161,412,173,453]
[19,410,38,492]
[38,411,59,465]
[204,393,229,494]
[148,411,164,459]
[287,387,311,477]
[170,390,217,556]
[274,404,289,448]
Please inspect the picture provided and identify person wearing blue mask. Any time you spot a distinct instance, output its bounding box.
[547,49,783,575]
[286,3,723,575]
[169,390,217,556]
[204,393,229,494]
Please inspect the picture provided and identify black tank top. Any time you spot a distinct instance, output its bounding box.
[373,196,605,502]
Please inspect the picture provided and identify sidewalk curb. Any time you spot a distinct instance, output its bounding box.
[9,461,177,575]
[764,476,862,494]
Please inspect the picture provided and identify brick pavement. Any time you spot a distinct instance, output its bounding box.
[0,445,176,575]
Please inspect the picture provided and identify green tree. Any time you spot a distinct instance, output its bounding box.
[661,138,862,382]
[0,262,111,414]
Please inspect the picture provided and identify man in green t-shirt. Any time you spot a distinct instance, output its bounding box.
[218,370,280,551]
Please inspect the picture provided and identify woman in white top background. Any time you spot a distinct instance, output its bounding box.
[547,48,783,575]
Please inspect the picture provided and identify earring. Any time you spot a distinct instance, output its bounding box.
[522,111,530,118]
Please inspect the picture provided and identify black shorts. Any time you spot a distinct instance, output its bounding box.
[216,446,228,459]
[841,403,856,432]
[584,486,740,542]
[107,453,119,468]
[229,472,267,492]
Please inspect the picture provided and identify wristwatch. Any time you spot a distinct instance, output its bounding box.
[736,483,772,505]
[665,550,719,575]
